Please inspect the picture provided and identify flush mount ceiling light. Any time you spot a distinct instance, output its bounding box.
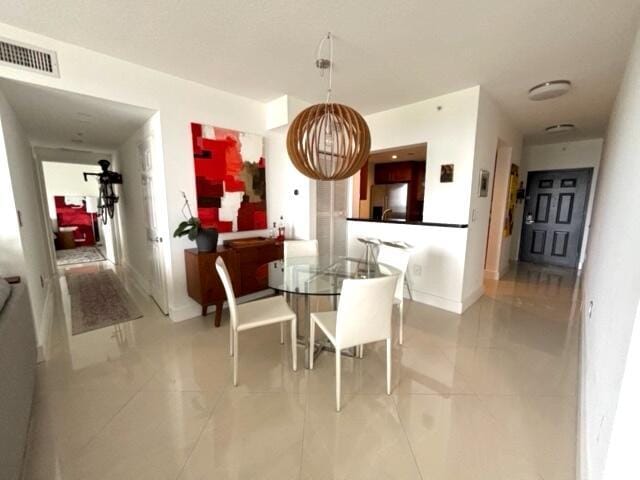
[287,32,371,180]
[545,123,575,134]
[528,80,572,101]
[391,155,398,159]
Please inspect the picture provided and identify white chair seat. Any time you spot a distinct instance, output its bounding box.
[236,296,296,331]
[310,311,337,344]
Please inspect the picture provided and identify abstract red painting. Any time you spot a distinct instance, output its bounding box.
[191,123,267,232]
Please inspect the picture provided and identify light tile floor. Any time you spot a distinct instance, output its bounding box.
[23,261,580,480]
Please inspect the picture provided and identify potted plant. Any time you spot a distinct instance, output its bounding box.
[173,192,218,252]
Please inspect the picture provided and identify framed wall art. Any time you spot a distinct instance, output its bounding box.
[440,164,454,183]
[191,123,267,232]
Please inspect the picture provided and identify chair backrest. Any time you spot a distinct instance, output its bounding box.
[336,275,397,348]
[284,239,318,260]
[214,257,238,329]
[377,245,411,300]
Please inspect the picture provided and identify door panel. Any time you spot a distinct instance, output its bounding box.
[520,168,592,268]
[138,137,168,314]
[316,179,348,258]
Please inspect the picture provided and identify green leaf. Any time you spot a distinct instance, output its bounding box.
[174,216,201,239]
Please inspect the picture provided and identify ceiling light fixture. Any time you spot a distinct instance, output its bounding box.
[545,123,575,134]
[528,80,572,101]
[392,155,398,159]
[287,32,371,180]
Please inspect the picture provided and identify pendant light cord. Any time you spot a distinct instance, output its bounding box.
[316,32,333,103]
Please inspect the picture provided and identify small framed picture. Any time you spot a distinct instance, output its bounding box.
[440,164,454,183]
[479,169,490,197]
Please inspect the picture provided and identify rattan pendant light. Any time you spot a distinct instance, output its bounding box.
[287,33,371,180]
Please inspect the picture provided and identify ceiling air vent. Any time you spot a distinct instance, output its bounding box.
[0,37,59,77]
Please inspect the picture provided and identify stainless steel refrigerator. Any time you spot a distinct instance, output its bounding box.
[370,183,408,221]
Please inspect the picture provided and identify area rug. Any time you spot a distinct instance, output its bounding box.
[56,246,105,266]
[66,269,143,335]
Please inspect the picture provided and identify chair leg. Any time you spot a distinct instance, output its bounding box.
[386,338,392,395]
[280,322,285,344]
[399,300,404,345]
[309,319,315,370]
[290,319,297,371]
[336,349,342,412]
[229,324,233,356]
[233,331,239,387]
[358,345,364,358]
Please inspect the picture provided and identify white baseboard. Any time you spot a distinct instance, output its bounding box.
[121,261,150,295]
[410,285,484,315]
[411,289,465,314]
[578,289,588,480]
[169,301,202,323]
[461,286,484,312]
[484,269,500,280]
[36,277,56,363]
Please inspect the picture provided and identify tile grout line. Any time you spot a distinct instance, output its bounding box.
[391,394,424,480]
[60,372,158,474]
[296,389,310,480]
[173,387,228,480]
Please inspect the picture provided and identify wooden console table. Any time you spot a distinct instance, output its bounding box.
[184,238,283,327]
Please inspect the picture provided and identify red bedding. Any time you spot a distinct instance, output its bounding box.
[54,196,95,246]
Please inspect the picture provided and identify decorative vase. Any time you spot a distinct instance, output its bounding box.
[195,228,218,252]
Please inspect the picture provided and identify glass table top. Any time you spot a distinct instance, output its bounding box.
[266,256,400,296]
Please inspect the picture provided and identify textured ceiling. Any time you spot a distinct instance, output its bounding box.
[0,79,153,150]
[1,0,639,143]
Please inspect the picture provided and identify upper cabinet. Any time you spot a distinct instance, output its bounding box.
[374,161,414,184]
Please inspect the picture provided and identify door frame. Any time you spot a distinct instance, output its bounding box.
[518,167,593,267]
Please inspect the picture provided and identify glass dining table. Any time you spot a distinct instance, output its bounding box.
[265,255,400,368]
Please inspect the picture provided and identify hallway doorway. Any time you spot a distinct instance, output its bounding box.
[519,168,592,268]
[0,77,169,324]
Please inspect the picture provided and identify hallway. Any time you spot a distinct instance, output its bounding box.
[23,261,580,480]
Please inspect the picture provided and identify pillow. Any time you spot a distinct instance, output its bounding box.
[0,278,11,312]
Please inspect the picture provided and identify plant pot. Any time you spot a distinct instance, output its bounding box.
[196,228,218,252]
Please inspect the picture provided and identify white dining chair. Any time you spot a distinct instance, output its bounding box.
[283,239,319,259]
[215,257,297,386]
[377,244,411,345]
[309,275,397,411]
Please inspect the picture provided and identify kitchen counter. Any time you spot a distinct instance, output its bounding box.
[347,217,468,228]
[346,218,473,313]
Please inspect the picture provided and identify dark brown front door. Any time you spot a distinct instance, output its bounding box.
[520,168,592,268]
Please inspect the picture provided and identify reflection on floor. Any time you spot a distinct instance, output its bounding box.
[24,262,580,480]
[55,246,105,266]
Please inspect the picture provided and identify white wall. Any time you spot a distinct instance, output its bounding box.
[264,128,313,240]
[521,138,603,269]
[365,87,481,224]
[463,89,522,299]
[0,88,54,347]
[0,113,25,280]
[354,87,522,312]
[350,87,481,311]
[41,161,101,220]
[0,22,269,321]
[347,221,468,312]
[581,24,640,480]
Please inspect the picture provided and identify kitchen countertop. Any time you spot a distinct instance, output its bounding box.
[347,217,469,228]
